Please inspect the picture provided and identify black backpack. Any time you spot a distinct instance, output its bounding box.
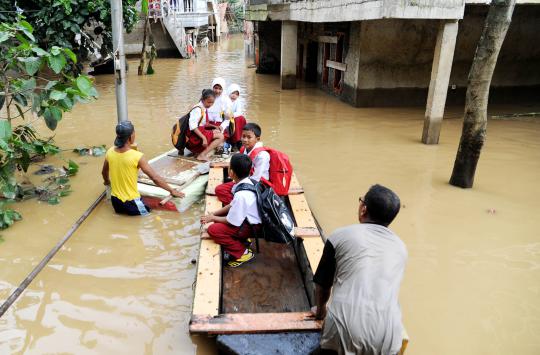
[171,106,203,153]
[236,179,295,244]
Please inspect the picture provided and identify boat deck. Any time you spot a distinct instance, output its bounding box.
[222,240,311,314]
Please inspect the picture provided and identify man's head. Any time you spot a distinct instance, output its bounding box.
[359,184,401,227]
[114,121,135,148]
[241,123,262,150]
[229,153,252,182]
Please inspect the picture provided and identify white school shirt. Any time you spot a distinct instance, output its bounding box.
[207,94,232,123]
[244,142,270,181]
[188,104,206,131]
[230,98,244,118]
[227,177,261,226]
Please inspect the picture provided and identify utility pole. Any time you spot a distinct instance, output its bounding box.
[111,0,128,123]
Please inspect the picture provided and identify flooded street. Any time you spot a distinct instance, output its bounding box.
[1,36,539,354]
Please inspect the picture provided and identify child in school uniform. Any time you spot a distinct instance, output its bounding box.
[227,83,247,148]
[215,123,269,204]
[201,154,261,268]
[207,77,232,128]
[185,89,225,161]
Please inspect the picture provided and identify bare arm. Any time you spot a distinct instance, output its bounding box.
[200,205,231,225]
[102,159,110,185]
[138,157,184,198]
[193,127,208,147]
[314,284,332,320]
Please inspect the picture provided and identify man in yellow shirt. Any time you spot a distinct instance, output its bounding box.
[102,121,184,216]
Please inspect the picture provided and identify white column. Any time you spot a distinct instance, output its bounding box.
[280,21,298,90]
[422,20,459,144]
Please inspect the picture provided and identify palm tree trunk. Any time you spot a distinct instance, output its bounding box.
[449,0,516,188]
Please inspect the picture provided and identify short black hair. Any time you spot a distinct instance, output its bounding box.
[201,89,215,101]
[363,184,401,227]
[243,123,261,137]
[230,154,252,179]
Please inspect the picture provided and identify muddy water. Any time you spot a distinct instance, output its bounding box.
[1,35,540,354]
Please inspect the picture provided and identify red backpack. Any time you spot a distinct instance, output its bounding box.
[241,146,293,196]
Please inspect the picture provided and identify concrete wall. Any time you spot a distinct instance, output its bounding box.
[344,5,540,106]
[124,20,180,57]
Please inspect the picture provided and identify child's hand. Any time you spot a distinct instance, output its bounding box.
[171,189,185,198]
[200,214,214,224]
[202,137,208,147]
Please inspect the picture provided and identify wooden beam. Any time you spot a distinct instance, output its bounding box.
[205,168,223,195]
[190,312,322,334]
[318,35,338,44]
[205,195,222,214]
[191,238,221,317]
[210,160,230,168]
[201,227,320,240]
[289,194,318,230]
[326,60,347,72]
[302,237,324,271]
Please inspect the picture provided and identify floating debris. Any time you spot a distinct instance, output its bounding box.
[34,165,56,175]
[73,145,107,157]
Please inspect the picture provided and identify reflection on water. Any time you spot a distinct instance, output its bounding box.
[1,36,540,354]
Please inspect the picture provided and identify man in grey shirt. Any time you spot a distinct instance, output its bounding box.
[313,184,407,355]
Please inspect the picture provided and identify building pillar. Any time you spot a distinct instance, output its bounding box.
[280,21,298,90]
[422,20,458,144]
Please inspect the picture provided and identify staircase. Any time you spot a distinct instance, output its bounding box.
[149,0,189,58]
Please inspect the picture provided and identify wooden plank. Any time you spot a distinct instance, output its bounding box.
[222,240,310,314]
[302,237,324,272]
[210,160,230,168]
[192,239,221,317]
[289,194,318,230]
[205,195,222,214]
[326,60,347,72]
[318,35,338,44]
[190,312,322,334]
[202,228,319,240]
[205,168,223,195]
[288,173,304,194]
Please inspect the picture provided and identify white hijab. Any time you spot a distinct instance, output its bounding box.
[208,77,231,122]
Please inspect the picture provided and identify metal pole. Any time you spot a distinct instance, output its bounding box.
[111,0,128,123]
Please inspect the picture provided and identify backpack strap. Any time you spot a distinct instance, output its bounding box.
[185,105,205,127]
[245,146,266,160]
[234,179,258,194]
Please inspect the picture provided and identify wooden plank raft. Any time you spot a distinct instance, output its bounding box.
[191,165,325,334]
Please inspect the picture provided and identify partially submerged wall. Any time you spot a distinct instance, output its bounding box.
[343,5,540,106]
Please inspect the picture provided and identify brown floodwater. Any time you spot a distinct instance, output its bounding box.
[1,35,539,354]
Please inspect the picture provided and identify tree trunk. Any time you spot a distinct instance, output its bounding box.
[449,0,516,188]
[138,16,150,76]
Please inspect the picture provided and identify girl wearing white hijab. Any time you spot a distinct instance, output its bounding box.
[227,83,247,148]
[207,77,232,128]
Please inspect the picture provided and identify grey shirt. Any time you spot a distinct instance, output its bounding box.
[314,223,407,355]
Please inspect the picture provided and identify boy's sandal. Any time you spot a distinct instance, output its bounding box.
[227,249,255,268]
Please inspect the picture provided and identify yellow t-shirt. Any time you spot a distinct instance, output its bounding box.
[106,147,144,202]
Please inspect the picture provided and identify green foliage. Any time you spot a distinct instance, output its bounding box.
[0,0,140,63]
[0,203,22,230]
[0,17,95,234]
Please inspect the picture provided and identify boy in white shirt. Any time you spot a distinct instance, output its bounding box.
[201,154,261,268]
[215,123,270,204]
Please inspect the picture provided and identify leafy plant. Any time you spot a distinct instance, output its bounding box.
[0,203,22,230]
[0,17,96,233]
[0,0,139,65]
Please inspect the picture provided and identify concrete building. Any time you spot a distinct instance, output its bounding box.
[125,0,221,58]
[245,0,540,144]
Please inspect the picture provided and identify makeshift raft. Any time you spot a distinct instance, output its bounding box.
[188,161,410,354]
[137,150,224,212]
